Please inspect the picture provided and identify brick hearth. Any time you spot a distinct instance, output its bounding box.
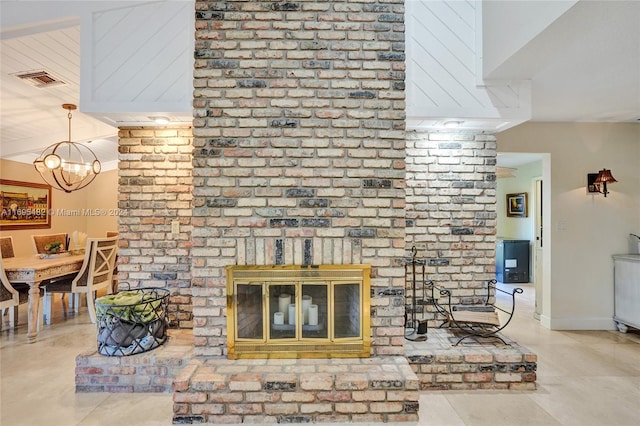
[406,328,537,391]
[75,329,193,393]
[172,357,419,424]
[75,328,537,399]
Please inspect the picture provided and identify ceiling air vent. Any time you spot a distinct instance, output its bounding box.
[14,70,65,88]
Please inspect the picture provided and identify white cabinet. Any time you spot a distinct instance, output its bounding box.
[613,255,640,332]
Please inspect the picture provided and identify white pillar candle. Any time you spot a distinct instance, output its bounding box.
[308,304,318,326]
[302,295,312,325]
[288,303,296,325]
[274,311,284,325]
[279,293,291,323]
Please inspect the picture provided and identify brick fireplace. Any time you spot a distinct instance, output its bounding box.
[117,0,500,354]
[190,0,407,358]
[175,0,416,422]
[109,0,524,423]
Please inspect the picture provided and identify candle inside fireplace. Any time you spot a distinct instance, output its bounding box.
[302,295,312,324]
[308,304,318,326]
[279,293,291,323]
[288,304,296,325]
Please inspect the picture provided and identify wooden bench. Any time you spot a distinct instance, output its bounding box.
[431,279,523,346]
[450,309,500,327]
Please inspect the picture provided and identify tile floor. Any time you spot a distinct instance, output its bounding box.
[2,284,639,426]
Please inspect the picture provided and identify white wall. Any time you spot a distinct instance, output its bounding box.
[498,122,640,330]
[482,0,577,78]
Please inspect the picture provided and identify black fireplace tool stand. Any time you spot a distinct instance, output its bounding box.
[403,246,428,341]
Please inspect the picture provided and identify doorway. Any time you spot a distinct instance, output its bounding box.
[533,178,543,320]
[496,153,550,326]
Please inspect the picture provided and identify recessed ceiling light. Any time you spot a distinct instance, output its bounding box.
[443,120,463,128]
[150,116,169,125]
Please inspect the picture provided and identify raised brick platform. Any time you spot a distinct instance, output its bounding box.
[172,357,420,424]
[406,328,537,390]
[75,327,537,424]
[75,329,193,393]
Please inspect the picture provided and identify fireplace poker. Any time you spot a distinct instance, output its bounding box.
[405,246,427,341]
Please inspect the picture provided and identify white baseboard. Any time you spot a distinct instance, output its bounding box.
[543,315,617,330]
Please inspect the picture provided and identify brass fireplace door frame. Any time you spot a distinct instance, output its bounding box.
[226,264,371,359]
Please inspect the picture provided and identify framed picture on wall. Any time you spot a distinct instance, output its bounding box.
[0,179,52,230]
[506,192,528,218]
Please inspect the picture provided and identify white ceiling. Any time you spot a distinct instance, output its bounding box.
[486,0,640,124]
[1,1,638,170]
[1,20,121,170]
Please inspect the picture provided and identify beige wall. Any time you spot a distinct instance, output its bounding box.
[0,159,118,257]
[497,160,541,241]
[498,122,640,329]
[85,167,119,237]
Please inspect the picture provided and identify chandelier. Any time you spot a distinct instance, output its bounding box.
[33,104,101,193]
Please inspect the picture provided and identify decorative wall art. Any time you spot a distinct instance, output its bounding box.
[0,179,51,230]
[506,192,528,218]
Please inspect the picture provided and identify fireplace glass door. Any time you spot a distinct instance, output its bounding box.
[334,283,360,339]
[227,265,370,358]
[300,284,328,339]
[236,283,263,340]
[266,283,330,341]
[268,284,297,340]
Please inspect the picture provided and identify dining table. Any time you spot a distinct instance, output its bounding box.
[3,253,85,343]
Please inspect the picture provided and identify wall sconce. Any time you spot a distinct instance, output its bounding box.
[587,168,618,197]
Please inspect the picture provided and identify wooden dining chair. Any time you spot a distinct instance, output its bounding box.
[0,236,15,259]
[32,233,68,254]
[31,233,76,315]
[0,259,42,331]
[42,236,118,324]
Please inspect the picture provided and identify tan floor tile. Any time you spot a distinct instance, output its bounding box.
[76,394,173,426]
[443,393,561,426]
[418,393,465,426]
[2,284,640,425]
[532,377,640,426]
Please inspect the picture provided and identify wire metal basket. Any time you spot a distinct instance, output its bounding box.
[95,286,169,356]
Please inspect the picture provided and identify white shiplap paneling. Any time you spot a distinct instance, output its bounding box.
[1,23,117,159]
[406,0,530,130]
[83,1,193,112]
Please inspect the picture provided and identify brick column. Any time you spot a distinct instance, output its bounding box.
[192,0,406,356]
[118,126,193,328]
[405,131,497,311]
